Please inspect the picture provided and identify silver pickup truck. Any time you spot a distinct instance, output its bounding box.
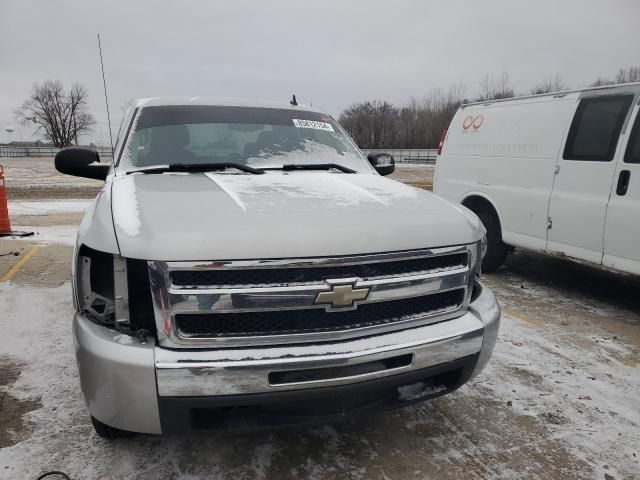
[55,98,500,438]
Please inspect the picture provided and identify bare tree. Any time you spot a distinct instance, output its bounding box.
[530,75,567,94]
[590,76,616,87]
[339,100,399,149]
[399,84,466,147]
[339,84,466,149]
[477,73,514,101]
[15,80,95,147]
[590,66,640,87]
[616,66,640,84]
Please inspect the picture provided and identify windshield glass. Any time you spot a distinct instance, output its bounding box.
[119,105,371,172]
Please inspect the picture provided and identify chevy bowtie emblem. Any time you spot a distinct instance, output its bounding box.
[315,279,370,310]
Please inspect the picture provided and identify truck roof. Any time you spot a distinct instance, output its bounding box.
[132,96,323,113]
[462,81,640,108]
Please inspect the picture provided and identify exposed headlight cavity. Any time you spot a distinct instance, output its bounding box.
[76,245,116,326]
[75,245,156,338]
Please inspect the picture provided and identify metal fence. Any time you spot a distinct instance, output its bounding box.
[361,149,438,164]
[0,145,113,158]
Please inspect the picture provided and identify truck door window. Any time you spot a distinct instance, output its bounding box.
[624,112,640,164]
[563,95,633,161]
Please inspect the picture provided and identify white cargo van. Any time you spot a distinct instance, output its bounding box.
[435,83,640,274]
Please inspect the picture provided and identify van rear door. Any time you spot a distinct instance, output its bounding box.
[547,93,634,264]
[603,101,640,274]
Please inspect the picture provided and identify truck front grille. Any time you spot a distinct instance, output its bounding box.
[148,245,477,348]
[170,253,468,288]
[175,289,464,338]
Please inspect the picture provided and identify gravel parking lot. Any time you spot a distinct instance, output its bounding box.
[0,164,638,479]
[1,157,103,199]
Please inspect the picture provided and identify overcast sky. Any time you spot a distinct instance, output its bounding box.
[1,0,638,144]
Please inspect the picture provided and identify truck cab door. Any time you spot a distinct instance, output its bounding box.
[547,94,634,264]
[603,101,640,274]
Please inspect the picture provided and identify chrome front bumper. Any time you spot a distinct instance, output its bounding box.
[73,282,500,434]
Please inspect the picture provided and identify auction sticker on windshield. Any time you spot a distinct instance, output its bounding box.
[292,119,335,132]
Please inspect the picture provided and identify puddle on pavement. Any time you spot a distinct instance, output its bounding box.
[0,356,42,448]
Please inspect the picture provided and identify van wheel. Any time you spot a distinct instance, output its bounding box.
[475,209,508,273]
[91,416,135,439]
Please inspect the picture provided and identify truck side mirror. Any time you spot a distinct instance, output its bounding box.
[55,147,110,181]
[367,152,395,176]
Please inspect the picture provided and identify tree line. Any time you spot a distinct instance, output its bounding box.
[12,66,640,149]
[339,66,640,149]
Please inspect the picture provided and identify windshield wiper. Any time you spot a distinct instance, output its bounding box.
[277,163,356,174]
[126,163,265,175]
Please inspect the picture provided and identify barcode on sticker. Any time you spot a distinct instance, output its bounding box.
[292,119,334,132]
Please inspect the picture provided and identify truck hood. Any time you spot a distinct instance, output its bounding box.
[110,172,483,261]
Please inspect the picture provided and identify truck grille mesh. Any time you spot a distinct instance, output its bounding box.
[171,253,468,287]
[175,289,464,338]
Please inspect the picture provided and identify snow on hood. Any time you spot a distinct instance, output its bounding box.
[112,176,142,237]
[110,172,482,261]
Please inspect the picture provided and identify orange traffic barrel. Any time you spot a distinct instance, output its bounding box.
[0,164,33,238]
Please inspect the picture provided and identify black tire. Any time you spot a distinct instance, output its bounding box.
[91,416,135,439]
[475,208,508,273]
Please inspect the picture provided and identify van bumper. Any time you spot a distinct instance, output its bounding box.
[74,282,500,434]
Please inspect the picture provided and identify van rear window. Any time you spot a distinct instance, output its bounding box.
[563,95,633,162]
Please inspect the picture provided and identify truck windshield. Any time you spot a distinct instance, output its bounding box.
[119,105,371,172]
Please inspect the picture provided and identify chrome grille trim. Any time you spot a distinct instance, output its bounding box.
[169,252,469,288]
[175,289,466,338]
[149,245,479,348]
[162,245,469,272]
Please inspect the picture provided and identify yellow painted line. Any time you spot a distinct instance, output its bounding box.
[0,245,40,282]
[502,306,546,330]
[609,353,638,368]
[406,182,433,190]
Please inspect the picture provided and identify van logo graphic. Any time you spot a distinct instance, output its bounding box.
[314,279,370,310]
[463,115,484,131]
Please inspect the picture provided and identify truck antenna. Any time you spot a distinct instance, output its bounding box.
[97,34,114,156]
[290,94,298,106]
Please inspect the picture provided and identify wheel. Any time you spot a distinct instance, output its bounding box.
[475,208,508,273]
[91,416,135,439]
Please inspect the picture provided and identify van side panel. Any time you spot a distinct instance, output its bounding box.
[435,96,577,251]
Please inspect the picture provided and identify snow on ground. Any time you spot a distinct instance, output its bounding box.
[7,225,78,246]
[474,316,639,480]
[8,200,91,216]
[0,276,638,479]
[1,157,102,190]
[4,199,86,245]
[388,164,434,184]
[0,200,638,478]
